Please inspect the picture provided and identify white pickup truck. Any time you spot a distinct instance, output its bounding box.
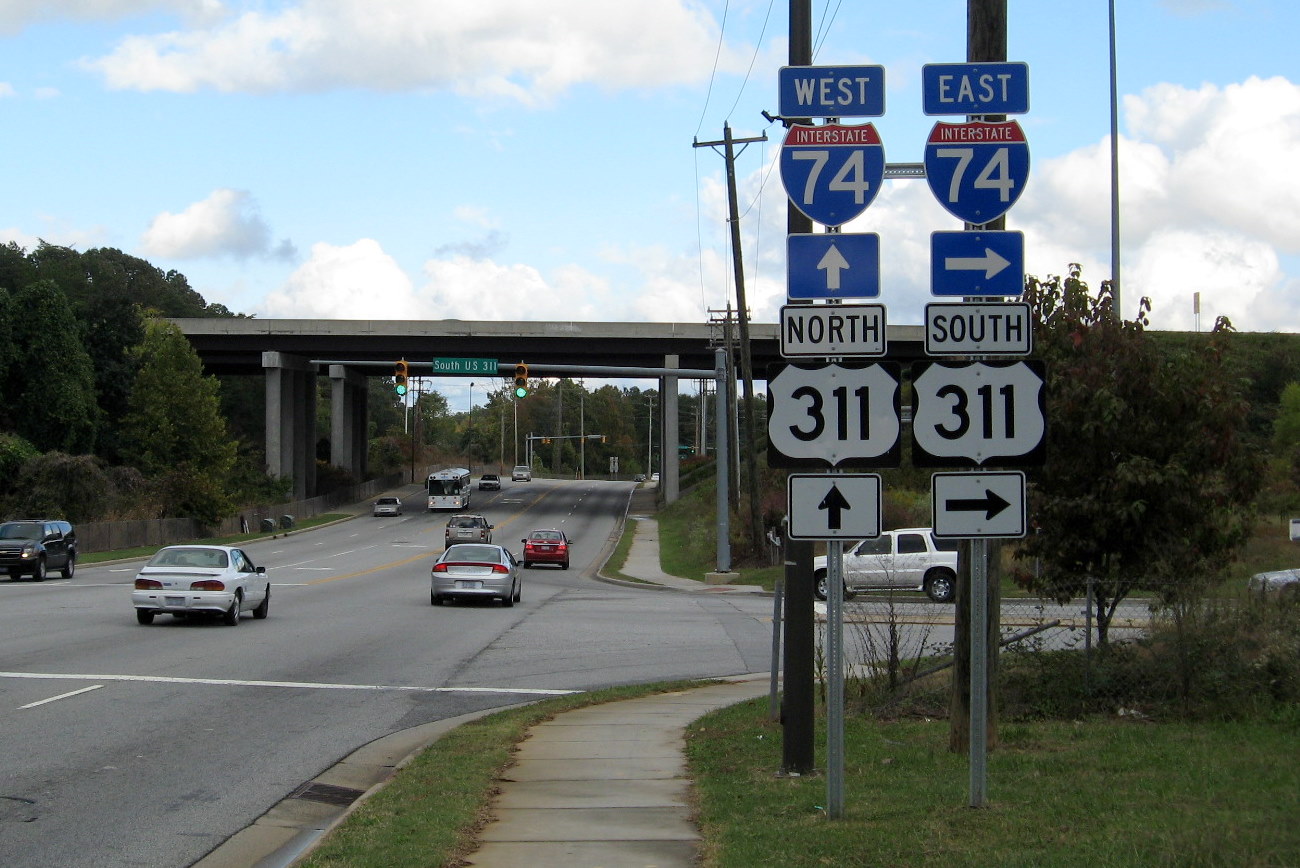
[812,528,959,603]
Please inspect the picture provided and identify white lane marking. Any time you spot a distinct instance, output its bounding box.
[0,671,578,696]
[20,684,104,709]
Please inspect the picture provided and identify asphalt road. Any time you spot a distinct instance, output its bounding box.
[0,479,774,868]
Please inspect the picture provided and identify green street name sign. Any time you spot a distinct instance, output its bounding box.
[431,357,499,375]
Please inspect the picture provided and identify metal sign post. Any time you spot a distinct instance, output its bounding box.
[825,540,845,818]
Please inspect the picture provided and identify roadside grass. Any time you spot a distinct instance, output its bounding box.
[296,680,712,868]
[78,513,353,564]
[688,699,1300,868]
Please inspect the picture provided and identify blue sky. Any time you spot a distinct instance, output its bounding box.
[2,1,1297,405]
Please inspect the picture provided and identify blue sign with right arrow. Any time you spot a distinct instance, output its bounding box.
[930,230,1024,296]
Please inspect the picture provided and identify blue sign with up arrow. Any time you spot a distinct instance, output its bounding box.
[931,230,1024,296]
[787,233,880,300]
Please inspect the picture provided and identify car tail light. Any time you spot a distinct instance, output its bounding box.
[134,578,163,590]
[491,564,509,573]
[432,563,448,573]
[190,579,226,591]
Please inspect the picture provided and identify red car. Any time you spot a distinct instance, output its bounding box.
[521,529,571,569]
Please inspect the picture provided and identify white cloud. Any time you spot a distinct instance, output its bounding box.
[260,239,414,318]
[82,0,747,102]
[0,83,14,98]
[1006,75,1300,330]
[140,188,294,260]
[0,0,222,35]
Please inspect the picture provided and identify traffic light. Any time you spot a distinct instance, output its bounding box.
[513,363,529,398]
[394,359,409,396]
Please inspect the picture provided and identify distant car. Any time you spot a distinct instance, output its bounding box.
[521,529,572,570]
[512,465,533,482]
[431,543,521,606]
[478,474,501,491]
[0,519,77,581]
[812,529,959,603]
[1248,569,1300,593]
[373,496,403,517]
[445,513,493,545]
[650,472,660,482]
[131,545,269,626]
[633,474,647,483]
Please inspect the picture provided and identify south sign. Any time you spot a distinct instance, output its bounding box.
[779,123,886,227]
[923,120,1030,226]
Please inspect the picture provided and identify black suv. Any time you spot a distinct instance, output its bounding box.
[0,520,77,581]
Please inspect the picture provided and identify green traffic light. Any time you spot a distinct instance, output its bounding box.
[396,384,408,396]
[514,386,528,399]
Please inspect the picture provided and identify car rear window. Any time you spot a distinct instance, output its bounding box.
[444,545,498,562]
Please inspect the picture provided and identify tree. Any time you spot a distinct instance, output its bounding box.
[1017,267,1262,643]
[118,319,238,524]
[0,279,100,453]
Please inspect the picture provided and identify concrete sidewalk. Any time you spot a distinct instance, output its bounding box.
[464,676,770,868]
[612,484,766,595]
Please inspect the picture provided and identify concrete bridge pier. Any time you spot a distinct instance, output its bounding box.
[264,351,317,501]
[329,364,369,480]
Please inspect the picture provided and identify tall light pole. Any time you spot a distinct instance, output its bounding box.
[646,395,656,475]
[467,382,474,475]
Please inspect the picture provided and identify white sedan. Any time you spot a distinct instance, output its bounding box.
[132,545,270,626]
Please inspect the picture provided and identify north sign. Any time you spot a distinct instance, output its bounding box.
[910,360,1046,467]
[931,471,1027,539]
[767,362,901,469]
[787,232,880,299]
[779,123,886,227]
[930,230,1024,296]
[781,304,887,358]
[924,120,1030,225]
[925,302,1031,356]
[922,62,1030,115]
[788,473,883,540]
[778,65,886,118]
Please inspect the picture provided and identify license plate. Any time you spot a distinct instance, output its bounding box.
[165,596,185,607]
[456,580,482,590]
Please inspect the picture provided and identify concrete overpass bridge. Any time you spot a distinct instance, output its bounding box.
[172,317,925,501]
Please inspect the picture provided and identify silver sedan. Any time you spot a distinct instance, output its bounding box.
[131,545,270,626]
[431,543,520,607]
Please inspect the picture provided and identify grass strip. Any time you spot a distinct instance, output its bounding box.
[687,699,1300,868]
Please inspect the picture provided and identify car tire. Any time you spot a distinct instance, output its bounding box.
[252,586,270,619]
[223,593,242,626]
[813,571,851,601]
[523,561,531,569]
[136,609,155,625]
[32,558,46,582]
[513,583,521,603]
[924,570,957,604]
[431,591,443,606]
[562,561,569,570]
[502,585,515,607]
[8,568,21,580]
[61,552,76,579]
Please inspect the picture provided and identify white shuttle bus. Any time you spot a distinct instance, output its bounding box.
[427,468,472,511]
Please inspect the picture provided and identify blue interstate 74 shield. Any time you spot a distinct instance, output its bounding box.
[923,120,1030,225]
[779,123,886,227]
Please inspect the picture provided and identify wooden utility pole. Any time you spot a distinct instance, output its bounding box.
[693,124,767,557]
[950,0,1005,760]
[780,0,816,778]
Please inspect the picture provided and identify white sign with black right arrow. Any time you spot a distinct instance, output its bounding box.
[931,470,1026,539]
